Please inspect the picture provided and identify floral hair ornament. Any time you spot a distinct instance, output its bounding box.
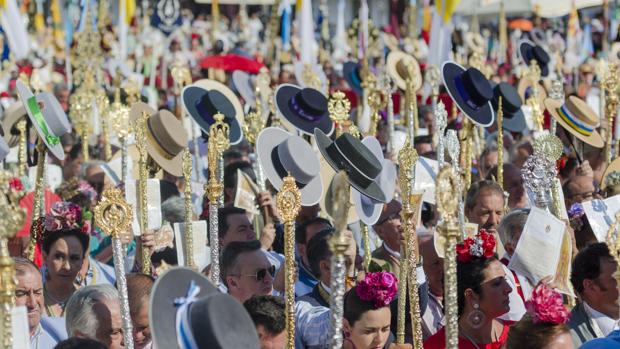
[355,272,398,308]
[456,229,496,263]
[525,283,571,325]
[44,201,87,233]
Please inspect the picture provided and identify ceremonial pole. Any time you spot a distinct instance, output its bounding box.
[385,75,396,154]
[182,150,195,268]
[435,102,448,167]
[0,172,26,348]
[206,113,229,286]
[16,120,27,177]
[436,166,461,349]
[242,102,270,224]
[396,139,423,347]
[27,142,47,261]
[276,175,301,348]
[94,187,135,349]
[602,64,619,163]
[134,112,152,274]
[606,211,620,320]
[497,97,504,190]
[328,171,351,349]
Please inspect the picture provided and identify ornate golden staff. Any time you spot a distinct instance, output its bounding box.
[436,166,461,348]
[276,175,301,348]
[602,63,619,164]
[532,135,564,218]
[26,142,47,261]
[328,171,351,349]
[525,61,544,132]
[108,80,130,183]
[182,150,195,268]
[368,87,386,137]
[459,119,474,191]
[0,172,26,348]
[16,119,27,178]
[405,64,419,140]
[171,60,192,120]
[497,97,504,190]
[206,113,229,286]
[94,187,135,349]
[243,105,270,224]
[396,139,423,346]
[133,112,151,274]
[328,91,358,138]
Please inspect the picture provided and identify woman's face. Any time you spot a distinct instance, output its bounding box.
[44,236,84,283]
[477,260,512,319]
[345,307,391,349]
[542,332,574,349]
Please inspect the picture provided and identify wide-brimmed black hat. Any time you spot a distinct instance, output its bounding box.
[343,61,363,95]
[275,84,334,136]
[519,41,550,77]
[314,128,386,203]
[150,267,260,349]
[182,79,244,145]
[441,62,495,127]
[491,82,527,133]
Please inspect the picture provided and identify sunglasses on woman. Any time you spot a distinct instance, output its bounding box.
[234,265,276,282]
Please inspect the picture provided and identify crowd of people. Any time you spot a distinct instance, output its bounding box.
[3,0,620,349]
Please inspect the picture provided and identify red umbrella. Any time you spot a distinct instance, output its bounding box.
[200,54,265,73]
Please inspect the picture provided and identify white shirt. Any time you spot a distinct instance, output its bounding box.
[584,302,620,336]
[383,243,401,259]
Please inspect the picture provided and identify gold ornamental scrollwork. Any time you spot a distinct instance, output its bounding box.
[94,187,133,240]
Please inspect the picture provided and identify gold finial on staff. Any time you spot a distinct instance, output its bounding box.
[276,175,301,348]
[0,172,26,348]
[460,119,474,191]
[182,150,195,268]
[436,165,461,349]
[525,60,544,132]
[497,96,504,190]
[396,138,423,346]
[368,87,387,137]
[205,112,230,286]
[171,60,192,120]
[134,111,151,274]
[94,187,135,349]
[328,91,357,137]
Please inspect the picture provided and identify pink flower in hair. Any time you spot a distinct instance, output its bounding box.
[525,283,571,325]
[356,272,398,309]
[45,202,83,232]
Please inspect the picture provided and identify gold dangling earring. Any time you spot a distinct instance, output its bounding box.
[467,303,486,329]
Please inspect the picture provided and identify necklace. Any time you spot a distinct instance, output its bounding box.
[43,284,71,317]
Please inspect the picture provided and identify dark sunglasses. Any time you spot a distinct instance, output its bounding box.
[235,265,276,282]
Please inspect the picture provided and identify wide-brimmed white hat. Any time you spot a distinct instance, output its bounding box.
[15,80,71,160]
[352,136,396,225]
[257,127,323,206]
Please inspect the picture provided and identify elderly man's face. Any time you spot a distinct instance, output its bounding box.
[94,298,125,349]
[132,301,151,349]
[466,188,504,232]
[14,267,44,335]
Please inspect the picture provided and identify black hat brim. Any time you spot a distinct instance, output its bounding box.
[519,41,549,77]
[314,128,386,202]
[182,86,243,145]
[275,84,334,136]
[442,62,495,127]
[343,62,363,95]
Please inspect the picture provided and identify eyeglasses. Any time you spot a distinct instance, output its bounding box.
[232,265,276,282]
[376,212,401,226]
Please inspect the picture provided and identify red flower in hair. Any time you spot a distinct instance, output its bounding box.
[456,229,496,263]
[356,272,398,309]
[525,283,571,325]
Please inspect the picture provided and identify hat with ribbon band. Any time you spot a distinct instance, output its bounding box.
[545,95,603,148]
[182,79,244,145]
[442,61,495,127]
[352,136,397,225]
[315,128,386,203]
[130,102,189,177]
[150,267,260,349]
[15,80,71,160]
[274,83,334,137]
[257,127,323,206]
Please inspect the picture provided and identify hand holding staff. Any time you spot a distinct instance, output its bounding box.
[94,187,135,349]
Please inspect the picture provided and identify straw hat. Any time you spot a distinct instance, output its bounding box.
[386,51,422,91]
[464,32,486,55]
[544,96,603,148]
[601,157,620,190]
[129,102,189,176]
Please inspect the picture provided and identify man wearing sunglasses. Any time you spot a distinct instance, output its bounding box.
[222,240,276,303]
